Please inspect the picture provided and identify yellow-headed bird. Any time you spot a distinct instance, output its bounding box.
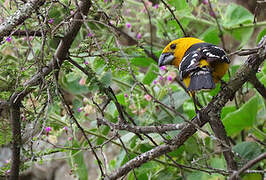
[158,37,230,116]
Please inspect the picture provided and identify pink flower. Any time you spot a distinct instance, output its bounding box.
[209,10,215,17]
[159,76,164,81]
[21,116,26,121]
[45,126,52,135]
[126,23,131,28]
[145,1,152,7]
[154,4,159,9]
[70,10,75,15]
[137,33,142,40]
[167,76,173,81]
[124,93,128,98]
[87,32,93,37]
[6,37,12,42]
[4,160,9,164]
[84,60,89,65]
[78,107,83,112]
[6,169,10,174]
[160,66,166,71]
[153,80,157,84]
[79,77,86,85]
[68,137,73,141]
[48,19,54,24]
[63,126,68,132]
[144,94,152,101]
[202,0,208,5]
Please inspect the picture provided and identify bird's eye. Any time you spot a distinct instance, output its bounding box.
[170,44,176,50]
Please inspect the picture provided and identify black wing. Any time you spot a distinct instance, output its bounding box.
[179,43,230,80]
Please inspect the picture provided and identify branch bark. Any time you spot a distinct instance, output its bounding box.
[9,95,21,180]
[0,0,45,41]
[249,74,266,100]
[97,118,185,134]
[104,37,266,180]
[229,153,266,180]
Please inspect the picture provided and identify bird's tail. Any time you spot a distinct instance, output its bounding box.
[188,69,215,91]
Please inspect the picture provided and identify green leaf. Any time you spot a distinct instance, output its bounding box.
[233,142,261,161]
[200,27,220,45]
[223,3,253,27]
[162,90,190,110]
[115,149,128,168]
[221,106,236,119]
[167,0,190,12]
[183,99,196,119]
[223,3,254,47]
[142,64,159,85]
[100,71,112,88]
[69,140,88,180]
[60,73,90,95]
[256,28,266,44]
[116,93,126,105]
[153,168,180,180]
[243,173,263,180]
[130,56,155,67]
[222,96,259,136]
[210,158,226,169]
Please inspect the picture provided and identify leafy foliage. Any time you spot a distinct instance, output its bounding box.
[0,0,265,179]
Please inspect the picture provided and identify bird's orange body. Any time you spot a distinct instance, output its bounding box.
[158,37,230,114]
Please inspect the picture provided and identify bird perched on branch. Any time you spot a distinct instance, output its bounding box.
[158,37,230,117]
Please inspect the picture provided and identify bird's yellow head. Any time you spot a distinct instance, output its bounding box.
[158,38,204,68]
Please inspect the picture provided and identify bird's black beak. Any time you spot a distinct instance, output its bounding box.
[158,52,175,67]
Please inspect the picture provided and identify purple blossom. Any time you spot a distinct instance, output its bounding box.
[6,37,12,42]
[45,126,52,135]
[144,94,152,101]
[153,80,157,84]
[70,10,75,15]
[154,4,159,9]
[78,107,82,112]
[84,60,89,65]
[202,0,208,5]
[159,76,164,81]
[209,10,215,17]
[126,23,131,28]
[160,66,166,71]
[167,76,173,81]
[63,126,68,131]
[6,170,10,174]
[124,93,128,98]
[87,32,93,37]
[48,19,54,24]
[137,33,142,40]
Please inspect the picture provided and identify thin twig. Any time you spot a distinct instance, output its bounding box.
[160,0,188,37]
[229,153,266,180]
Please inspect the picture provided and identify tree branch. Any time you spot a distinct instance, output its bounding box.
[97,118,185,134]
[249,74,266,100]
[0,0,45,41]
[229,153,266,180]
[104,36,266,180]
